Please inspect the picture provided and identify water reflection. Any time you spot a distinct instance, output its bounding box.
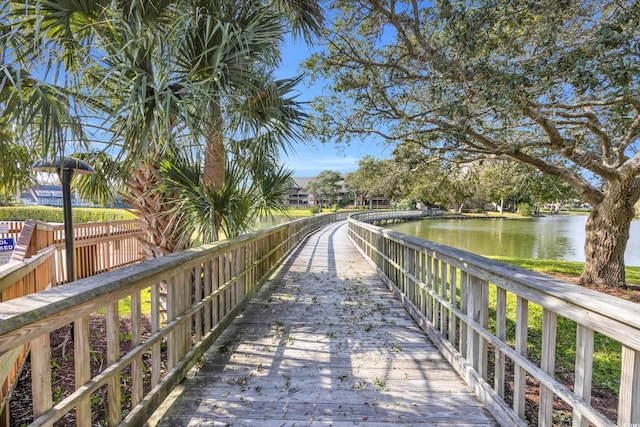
[388,215,640,266]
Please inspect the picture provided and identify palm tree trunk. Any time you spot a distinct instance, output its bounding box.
[123,162,183,257]
[203,101,225,239]
[204,101,225,189]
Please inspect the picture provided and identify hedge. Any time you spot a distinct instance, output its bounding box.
[0,206,137,223]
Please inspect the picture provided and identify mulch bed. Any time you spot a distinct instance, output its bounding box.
[9,316,161,427]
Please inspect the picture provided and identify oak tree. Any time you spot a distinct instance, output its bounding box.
[306,0,640,288]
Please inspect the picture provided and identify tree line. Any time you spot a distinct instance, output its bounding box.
[344,155,581,215]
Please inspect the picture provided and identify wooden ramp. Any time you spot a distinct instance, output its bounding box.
[149,221,498,426]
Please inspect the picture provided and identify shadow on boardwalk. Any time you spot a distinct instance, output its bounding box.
[149,221,497,426]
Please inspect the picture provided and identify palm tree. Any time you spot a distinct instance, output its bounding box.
[1,0,323,253]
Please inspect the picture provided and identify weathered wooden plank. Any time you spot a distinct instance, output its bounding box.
[150,222,497,427]
[513,296,528,419]
[573,324,593,427]
[539,309,557,427]
[618,345,640,425]
[159,400,496,425]
[74,316,91,426]
[106,302,121,426]
[30,334,52,418]
[494,287,507,398]
[131,289,143,407]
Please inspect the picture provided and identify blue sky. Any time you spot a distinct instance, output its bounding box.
[275,37,392,178]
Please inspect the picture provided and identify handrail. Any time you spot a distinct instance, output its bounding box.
[347,209,445,224]
[0,219,145,425]
[0,246,57,425]
[348,211,639,426]
[0,219,146,284]
[0,221,23,243]
[0,212,347,426]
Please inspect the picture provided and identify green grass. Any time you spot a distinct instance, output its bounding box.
[282,208,316,217]
[489,256,640,284]
[96,287,153,316]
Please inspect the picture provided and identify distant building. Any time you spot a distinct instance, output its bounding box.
[285,177,390,209]
[19,184,95,207]
[286,177,311,208]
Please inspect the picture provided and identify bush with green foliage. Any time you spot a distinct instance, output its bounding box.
[0,206,136,223]
[517,203,534,217]
[395,199,415,210]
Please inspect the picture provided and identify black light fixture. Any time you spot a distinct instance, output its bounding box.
[33,156,95,282]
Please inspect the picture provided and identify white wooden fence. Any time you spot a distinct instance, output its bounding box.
[348,211,640,426]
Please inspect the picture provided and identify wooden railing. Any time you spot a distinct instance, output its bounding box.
[1,219,145,282]
[0,221,23,243]
[0,212,347,426]
[0,219,145,425]
[348,209,445,224]
[348,211,640,426]
[50,220,146,283]
[0,247,57,425]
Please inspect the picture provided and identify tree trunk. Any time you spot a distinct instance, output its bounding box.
[579,190,635,289]
[123,162,183,257]
[203,101,225,239]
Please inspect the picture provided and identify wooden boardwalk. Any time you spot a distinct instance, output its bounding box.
[149,221,498,426]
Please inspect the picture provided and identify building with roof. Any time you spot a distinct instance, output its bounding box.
[19,184,95,207]
[286,177,390,209]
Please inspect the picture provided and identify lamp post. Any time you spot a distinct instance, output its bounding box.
[33,156,95,282]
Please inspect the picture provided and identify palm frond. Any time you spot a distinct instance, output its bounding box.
[0,126,35,197]
[71,151,127,206]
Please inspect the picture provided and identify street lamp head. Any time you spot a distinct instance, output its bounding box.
[32,156,96,175]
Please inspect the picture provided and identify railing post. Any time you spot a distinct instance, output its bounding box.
[494,287,507,398]
[419,251,427,317]
[30,335,52,419]
[448,265,457,345]
[459,271,468,356]
[439,260,447,336]
[404,246,414,304]
[106,302,121,426]
[539,309,558,427]
[514,297,529,418]
[151,281,162,388]
[426,253,433,323]
[618,345,640,425]
[131,289,143,407]
[573,325,593,427]
[74,316,91,425]
[466,276,488,377]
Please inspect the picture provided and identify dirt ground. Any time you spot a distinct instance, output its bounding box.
[10,316,159,427]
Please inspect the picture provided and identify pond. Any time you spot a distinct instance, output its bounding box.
[386,215,640,267]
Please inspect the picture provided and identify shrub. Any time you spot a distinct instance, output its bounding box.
[517,203,535,217]
[0,206,137,222]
